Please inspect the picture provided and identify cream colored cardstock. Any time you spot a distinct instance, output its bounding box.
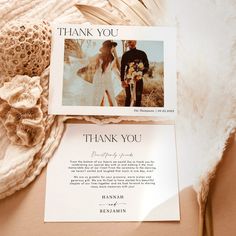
[45,124,179,222]
[48,24,176,117]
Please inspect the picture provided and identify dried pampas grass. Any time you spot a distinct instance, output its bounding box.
[75,4,126,25]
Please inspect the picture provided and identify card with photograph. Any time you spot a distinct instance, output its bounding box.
[49,24,176,117]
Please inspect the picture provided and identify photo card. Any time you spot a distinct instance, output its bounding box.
[49,24,176,117]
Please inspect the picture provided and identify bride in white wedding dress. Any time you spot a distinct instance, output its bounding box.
[63,40,121,107]
[92,40,120,106]
[63,55,94,106]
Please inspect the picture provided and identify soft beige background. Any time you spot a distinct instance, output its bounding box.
[0,134,235,236]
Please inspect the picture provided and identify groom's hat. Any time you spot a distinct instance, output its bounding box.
[102,40,117,48]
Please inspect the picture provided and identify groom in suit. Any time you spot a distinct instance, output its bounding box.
[120,40,149,106]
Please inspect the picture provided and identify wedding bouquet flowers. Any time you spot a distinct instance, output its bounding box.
[126,61,144,84]
[125,61,145,106]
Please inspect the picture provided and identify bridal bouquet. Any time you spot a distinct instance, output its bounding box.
[125,61,144,106]
[126,61,144,85]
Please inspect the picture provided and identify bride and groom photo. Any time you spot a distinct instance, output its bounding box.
[62,38,164,108]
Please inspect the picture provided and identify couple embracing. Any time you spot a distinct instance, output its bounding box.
[92,40,149,107]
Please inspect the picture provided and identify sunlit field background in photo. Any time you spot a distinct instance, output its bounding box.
[63,39,164,107]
